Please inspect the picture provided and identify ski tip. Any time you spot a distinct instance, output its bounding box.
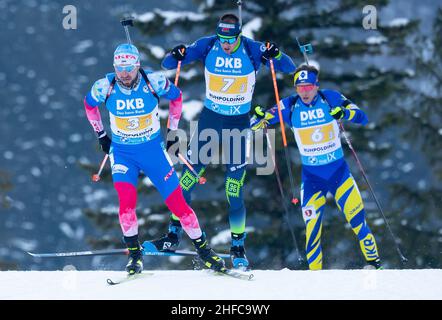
[106,278,118,286]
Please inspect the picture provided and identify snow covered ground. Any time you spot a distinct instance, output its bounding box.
[0,269,441,300]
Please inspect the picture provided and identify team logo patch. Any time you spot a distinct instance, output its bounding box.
[226,178,242,198]
[112,164,129,175]
[180,171,198,191]
[302,206,317,221]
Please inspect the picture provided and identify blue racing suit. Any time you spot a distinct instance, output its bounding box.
[251,89,380,269]
[162,35,296,235]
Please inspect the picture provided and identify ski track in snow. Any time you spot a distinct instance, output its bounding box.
[0,269,441,300]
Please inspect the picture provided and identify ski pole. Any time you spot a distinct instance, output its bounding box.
[267,43,299,205]
[177,153,206,185]
[92,154,109,182]
[338,123,408,263]
[264,128,302,261]
[167,48,185,129]
[174,57,183,87]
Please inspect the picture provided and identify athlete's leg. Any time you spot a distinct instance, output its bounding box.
[330,162,380,264]
[224,165,247,235]
[140,139,203,240]
[110,145,143,274]
[110,146,141,237]
[301,170,328,270]
[222,115,251,268]
[142,140,225,270]
[222,115,250,237]
[170,109,215,222]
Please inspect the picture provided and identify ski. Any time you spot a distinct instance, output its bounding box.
[27,241,230,259]
[27,248,128,258]
[141,241,230,259]
[106,272,153,286]
[215,268,254,281]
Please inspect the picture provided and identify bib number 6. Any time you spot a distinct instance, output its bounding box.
[311,128,324,143]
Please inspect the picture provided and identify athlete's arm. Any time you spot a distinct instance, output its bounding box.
[161,36,217,70]
[84,77,110,134]
[147,71,183,130]
[250,96,293,130]
[323,89,368,125]
[266,96,294,126]
[246,39,296,74]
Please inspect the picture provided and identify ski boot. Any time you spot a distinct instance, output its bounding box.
[151,219,183,251]
[124,235,143,275]
[230,233,250,270]
[192,233,226,272]
[365,258,383,270]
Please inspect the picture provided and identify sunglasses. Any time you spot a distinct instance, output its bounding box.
[114,64,138,73]
[296,84,317,92]
[218,36,238,44]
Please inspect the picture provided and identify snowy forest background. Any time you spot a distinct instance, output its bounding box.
[0,0,441,271]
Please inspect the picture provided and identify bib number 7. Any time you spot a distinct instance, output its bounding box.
[221,78,235,92]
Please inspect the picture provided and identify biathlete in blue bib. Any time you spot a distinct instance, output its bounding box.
[152,13,296,270]
[250,64,382,270]
[84,43,226,275]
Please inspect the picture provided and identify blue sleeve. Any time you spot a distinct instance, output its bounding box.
[269,52,296,74]
[245,38,296,74]
[161,36,217,70]
[85,77,111,107]
[267,96,293,127]
[146,70,180,100]
[322,89,368,125]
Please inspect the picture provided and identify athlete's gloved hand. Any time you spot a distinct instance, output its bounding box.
[330,106,346,120]
[98,131,111,154]
[261,42,282,64]
[250,106,274,131]
[166,128,180,157]
[171,45,187,61]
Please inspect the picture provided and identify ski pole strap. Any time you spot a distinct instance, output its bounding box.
[104,77,117,105]
[139,68,160,103]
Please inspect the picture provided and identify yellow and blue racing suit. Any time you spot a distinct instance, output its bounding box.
[253,89,380,269]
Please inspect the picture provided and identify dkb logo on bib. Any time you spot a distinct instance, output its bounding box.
[116,98,145,110]
[215,57,242,69]
[300,109,325,121]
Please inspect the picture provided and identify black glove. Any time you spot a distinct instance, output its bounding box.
[98,131,111,154]
[171,44,187,61]
[261,42,281,64]
[166,129,179,157]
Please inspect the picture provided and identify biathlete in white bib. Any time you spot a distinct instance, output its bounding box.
[152,13,296,270]
[250,65,382,270]
[84,44,226,275]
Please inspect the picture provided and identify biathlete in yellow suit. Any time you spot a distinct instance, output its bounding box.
[250,64,382,270]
